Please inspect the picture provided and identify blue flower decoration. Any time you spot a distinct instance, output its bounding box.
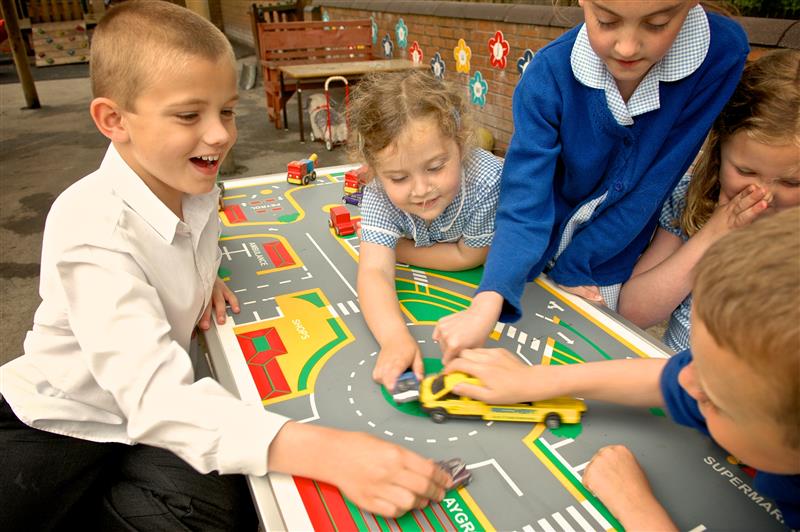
[469,71,488,108]
[395,18,408,49]
[321,9,330,22]
[371,16,378,45]
[430,52,445,80]
[382,34,394,59]
[517,49,535,76]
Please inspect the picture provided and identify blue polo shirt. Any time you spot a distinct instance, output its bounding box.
[661,350,800,529]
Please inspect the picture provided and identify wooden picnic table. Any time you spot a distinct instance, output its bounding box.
[279,59,424,143]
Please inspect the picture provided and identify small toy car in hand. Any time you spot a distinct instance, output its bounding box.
[391,370,420,404]
[437,457,472,489]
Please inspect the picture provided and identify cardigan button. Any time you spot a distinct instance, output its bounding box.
[623,137,632,146]
[614,181,623,191]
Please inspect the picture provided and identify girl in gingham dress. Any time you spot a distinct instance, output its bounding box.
[349,69,503,391]
[618,49,800,351]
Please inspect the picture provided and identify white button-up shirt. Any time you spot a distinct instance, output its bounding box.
[1,144,289,475]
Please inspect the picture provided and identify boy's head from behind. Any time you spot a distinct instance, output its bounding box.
[348,69,473,222]
[91,0,235,111]
[89,1,238,216]
[682,207,800,474]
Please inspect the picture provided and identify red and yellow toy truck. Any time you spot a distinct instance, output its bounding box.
[287,153,318,185]
[342,165,369,206]
[328,205,358,236]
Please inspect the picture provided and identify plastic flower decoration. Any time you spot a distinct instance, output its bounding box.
[409,41,423,65]
[395,18,408,49]
[382,34,394,59]
[469,71,488,108]
[488,30,510,69]
[517,49,535,76]
[430,52,445,80]
[371,16,378,45]
[454,39,472,74]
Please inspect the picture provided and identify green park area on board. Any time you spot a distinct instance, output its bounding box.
[278,213,299,223]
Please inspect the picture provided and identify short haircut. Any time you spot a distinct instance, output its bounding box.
[90,0,235,110]
[347,68,473,170]
[693,207,800,448]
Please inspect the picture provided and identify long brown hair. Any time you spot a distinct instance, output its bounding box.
[680,49,800,236]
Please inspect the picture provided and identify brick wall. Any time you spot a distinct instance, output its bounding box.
[221,0,799,154]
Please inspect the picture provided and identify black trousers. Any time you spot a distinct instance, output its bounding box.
[0,398,258,531]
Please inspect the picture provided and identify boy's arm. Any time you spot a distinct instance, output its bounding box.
[358,241,424,389]
[583,445,678,531]
[394,238,488,271]
[268,422,451,518]
[445,348,667,407]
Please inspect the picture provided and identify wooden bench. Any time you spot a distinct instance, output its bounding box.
[257,18,374,130]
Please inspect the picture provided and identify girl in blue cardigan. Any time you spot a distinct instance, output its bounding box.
[434,1,749,360]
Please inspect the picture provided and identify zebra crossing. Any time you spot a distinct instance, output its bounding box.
[327,299,361,318]
[524,500,612,532]
[494,322,542,352]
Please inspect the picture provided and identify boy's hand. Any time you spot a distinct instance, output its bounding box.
[199,278,240,330]
[557,284,605,304]
[445,348,541,404]
[373,334,424,390]
[330,431,452,518]
[583,445,677,531]
[434,292,502,363]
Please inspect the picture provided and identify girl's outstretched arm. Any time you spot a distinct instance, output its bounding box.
[395,238,488,271]
[358,241,424,390]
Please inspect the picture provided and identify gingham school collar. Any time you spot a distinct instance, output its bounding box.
[570,5,710,125]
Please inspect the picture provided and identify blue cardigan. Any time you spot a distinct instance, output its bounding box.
[479,13,748,322]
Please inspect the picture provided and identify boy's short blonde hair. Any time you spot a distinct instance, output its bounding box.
[90,0,235,110]
[693,207,800,448]
[347,68,473,170]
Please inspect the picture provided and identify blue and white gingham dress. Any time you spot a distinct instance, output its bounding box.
[359,148,502,250]
[659,174,693,351]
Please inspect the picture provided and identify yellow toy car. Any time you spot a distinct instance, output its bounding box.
[419,371,586,428]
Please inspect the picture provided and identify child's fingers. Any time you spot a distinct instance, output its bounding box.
[412,355,425,382]
[199,301,212,330]
[225,288,240,314]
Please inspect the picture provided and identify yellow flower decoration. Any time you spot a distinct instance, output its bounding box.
[453,38,472,74]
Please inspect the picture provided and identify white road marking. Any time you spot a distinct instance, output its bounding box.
[241,242,252,257]
[369,351,377,357]
[327,305,338,318]
[426,439,437,443]
[523,525,537,532]
[257,283,269,289]
[515,345,533,366]
[552,512,576,532]
[358,359,365,366]
[279,279,291,285]
[468,430,477,436]
[535,313,554,323]
[348,397,354,404]
[518,331,528,345]
[493,322,504,334]
[557,331,574,345]
[507,325,517,338]
[404,437,414,442]
[582,500,612,530]
[298,393,319,423]
[355,410,362,417]
[337,302,350,315]
[252,311,261,321]
[347,300,360,313]
[567,505,596,532]
[243,301,256,305]
[467,459,523,496]
[384,430,394,436]
[573,461,590,473]
[548,300,564,311]
[448,436,458,442]
[234,288,247,293]
[688,526,707,532]
[550,438,574,450]
[530,337,541,351]
[537,520,556,532]
[306,233,357,296]
[368,421,376,428]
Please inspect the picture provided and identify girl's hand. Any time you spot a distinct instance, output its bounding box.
[199,278,240,330]
[444,348,541,404]
[434,292,503,363]
[373,335,424,390]
[705,184,770,238]
[583,445,677,531]
[557,284,604,304]
[330,432,452,518]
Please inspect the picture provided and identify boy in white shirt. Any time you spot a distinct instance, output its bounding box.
[0,2,449,529]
